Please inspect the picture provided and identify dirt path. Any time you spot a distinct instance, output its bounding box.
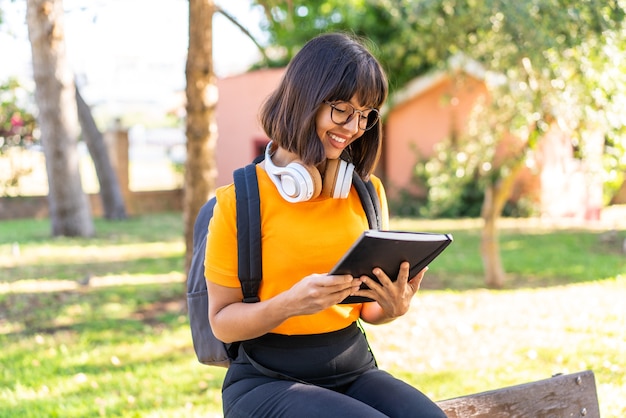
[363,277,626,417]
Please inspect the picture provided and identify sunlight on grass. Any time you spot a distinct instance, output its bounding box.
[1,213,625,417]
[1,242,184,267]
[363,276,626,417]
[0,241,184,282]
[1,313,227,417]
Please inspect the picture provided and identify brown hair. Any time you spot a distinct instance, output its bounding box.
[259,32,388,178]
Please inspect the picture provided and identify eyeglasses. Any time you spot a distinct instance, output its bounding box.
[324,101,380,131]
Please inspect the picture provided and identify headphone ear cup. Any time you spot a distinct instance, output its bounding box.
[277,162,322,202]
[264,141,321,202]
[337,161,354,198]
[322,159,354,198]
[294,163,322,199]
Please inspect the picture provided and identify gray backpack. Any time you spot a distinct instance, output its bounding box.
[186,163,381,367]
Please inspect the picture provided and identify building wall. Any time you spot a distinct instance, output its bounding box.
[5,68,615,220]
[537,128,605,220]
[383,75,487,198]
[215,68,284,187]
[213,68,608,219]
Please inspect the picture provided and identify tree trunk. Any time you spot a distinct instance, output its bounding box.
[75,85,127,220]
[184,0,218,274]
[480,185,506,288]
[480,161,525,288]
[26,0,94,237]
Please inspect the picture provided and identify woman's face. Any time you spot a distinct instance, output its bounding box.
[315,95,370,160]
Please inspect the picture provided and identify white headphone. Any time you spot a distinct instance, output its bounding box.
[264,141,354,203]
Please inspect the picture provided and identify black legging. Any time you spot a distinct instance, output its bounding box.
[221,324,446,418]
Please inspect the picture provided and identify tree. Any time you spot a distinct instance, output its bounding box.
[182,1,273,275]
[184,0,218,273]
[392,0,626,287]
[250,0,437,78]
[250,0,626,287]
[26,0,94,237]
[75,84,127,220]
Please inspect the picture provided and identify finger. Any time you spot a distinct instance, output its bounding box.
[327,276,362,293]
[396,261,411,284]
[323,274,354,286]
[409,267,428,293]
[352,282,378,302]
[411,266,428,280]
[362,273,391,302]
[372,267,393,287]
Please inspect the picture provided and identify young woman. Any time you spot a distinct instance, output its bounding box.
[205,32,446,418]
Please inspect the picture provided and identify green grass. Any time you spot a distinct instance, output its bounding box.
[0,215,184,283]
[1,213,625,417]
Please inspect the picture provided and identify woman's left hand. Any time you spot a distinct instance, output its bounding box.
[357,262,427,324]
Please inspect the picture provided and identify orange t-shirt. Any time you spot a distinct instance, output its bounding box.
[205,165,389,335]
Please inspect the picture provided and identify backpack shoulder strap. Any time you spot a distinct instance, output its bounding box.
[233,164,262,303]
[231,165,377,303]
[351,172,382,230]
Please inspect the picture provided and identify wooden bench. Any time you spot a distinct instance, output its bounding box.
[436,370,600,418]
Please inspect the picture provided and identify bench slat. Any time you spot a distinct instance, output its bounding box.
[437,370,599,418]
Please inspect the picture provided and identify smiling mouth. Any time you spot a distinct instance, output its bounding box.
[329,132,347,144]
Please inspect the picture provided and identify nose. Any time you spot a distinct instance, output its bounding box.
[343,112,361,133]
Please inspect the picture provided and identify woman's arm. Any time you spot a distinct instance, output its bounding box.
[208,273,362,343]
[207,282,294,343]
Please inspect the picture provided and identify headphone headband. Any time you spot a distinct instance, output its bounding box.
[264,141,354,202]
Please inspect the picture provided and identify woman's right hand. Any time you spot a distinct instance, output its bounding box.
[284,273,362,315]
